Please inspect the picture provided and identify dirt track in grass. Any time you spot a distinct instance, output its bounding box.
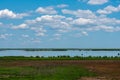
[0,60,120,80]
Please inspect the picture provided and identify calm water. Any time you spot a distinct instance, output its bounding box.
[0,50,119,57]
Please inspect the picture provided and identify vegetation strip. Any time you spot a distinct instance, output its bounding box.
[0,56,120,60]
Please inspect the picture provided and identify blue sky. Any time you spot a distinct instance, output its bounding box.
[0,0,120,48]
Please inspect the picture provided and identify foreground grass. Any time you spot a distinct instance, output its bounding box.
[0,56,119,80]
[0,66,96,80]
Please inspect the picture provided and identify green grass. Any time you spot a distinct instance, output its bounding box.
[0,66,96,80]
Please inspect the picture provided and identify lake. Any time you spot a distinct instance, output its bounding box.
[0,50,119,57]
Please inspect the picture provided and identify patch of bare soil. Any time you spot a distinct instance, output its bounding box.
[80,76,108,80]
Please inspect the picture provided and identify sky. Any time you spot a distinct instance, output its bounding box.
[0,0,120,48]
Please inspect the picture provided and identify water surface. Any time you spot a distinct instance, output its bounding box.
[0,50,119,57]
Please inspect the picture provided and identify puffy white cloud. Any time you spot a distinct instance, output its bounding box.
[12,23,28,29]
[22,34,29,38]
[62,9,96,18]
[79,16,120,32]
[36,33,45,36]
[25,14,72,39]
[52,33,62,40]
[86,25,120,32]
[78,0,88,2]
[35,15,65,22]
[94,17,120,26]
[0,22,3,26]
[72,18,94,25]
[97,5,120,14]
[1,4,120,43]
[25,12,120,39]
[75,31,88,37]
[32,39,41,43]
[57,4,69,8]
[54,33,62,37]
[0,34,6,39]
[81,31,88,36]
[31,27,46,37]
[0,33,13,39]
[27,15,69,29]
[0,9,28,19]
[98,25,116,32]
[88,0,108,5]
[36,7,57,14]
[11,7,120,41]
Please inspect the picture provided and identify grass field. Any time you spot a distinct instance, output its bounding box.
[0,56,97,80]
[0,66,96,80]
[0,56,120,80]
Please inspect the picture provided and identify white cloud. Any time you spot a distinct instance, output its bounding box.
[86,25,120,32]
[25,15,71,38]
[16,8,120,40]
[1,5,120,43]
[88,0,108,5]
[0,33,13,39]
[58,29,69,33]
[72,18,94,25]
[31,39,41,43]
[78,0,88,2]
[75,31,88,37]
[27,15,69,29]
[62,9,96,18]
[80,16,120,32]
[34,15,66,24]
[25,12,120,39]
[98,25,115,32]
[54,33,62,37]
[0,9,28,19]
[52,33,62,40]
[36,33,45,36]
[0,22,3,26]
[22,34,29,38]
[12,23,28,29]
[81,31,88,36]
[36,7,57,14]
[57,4,69,8]
[97,5,120,14]
[31,27,46,37]
[94,17,120,26]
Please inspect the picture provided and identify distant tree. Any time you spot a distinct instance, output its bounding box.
[118,53,120,57]
[36,56,39,58]
[81,54,83,57]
